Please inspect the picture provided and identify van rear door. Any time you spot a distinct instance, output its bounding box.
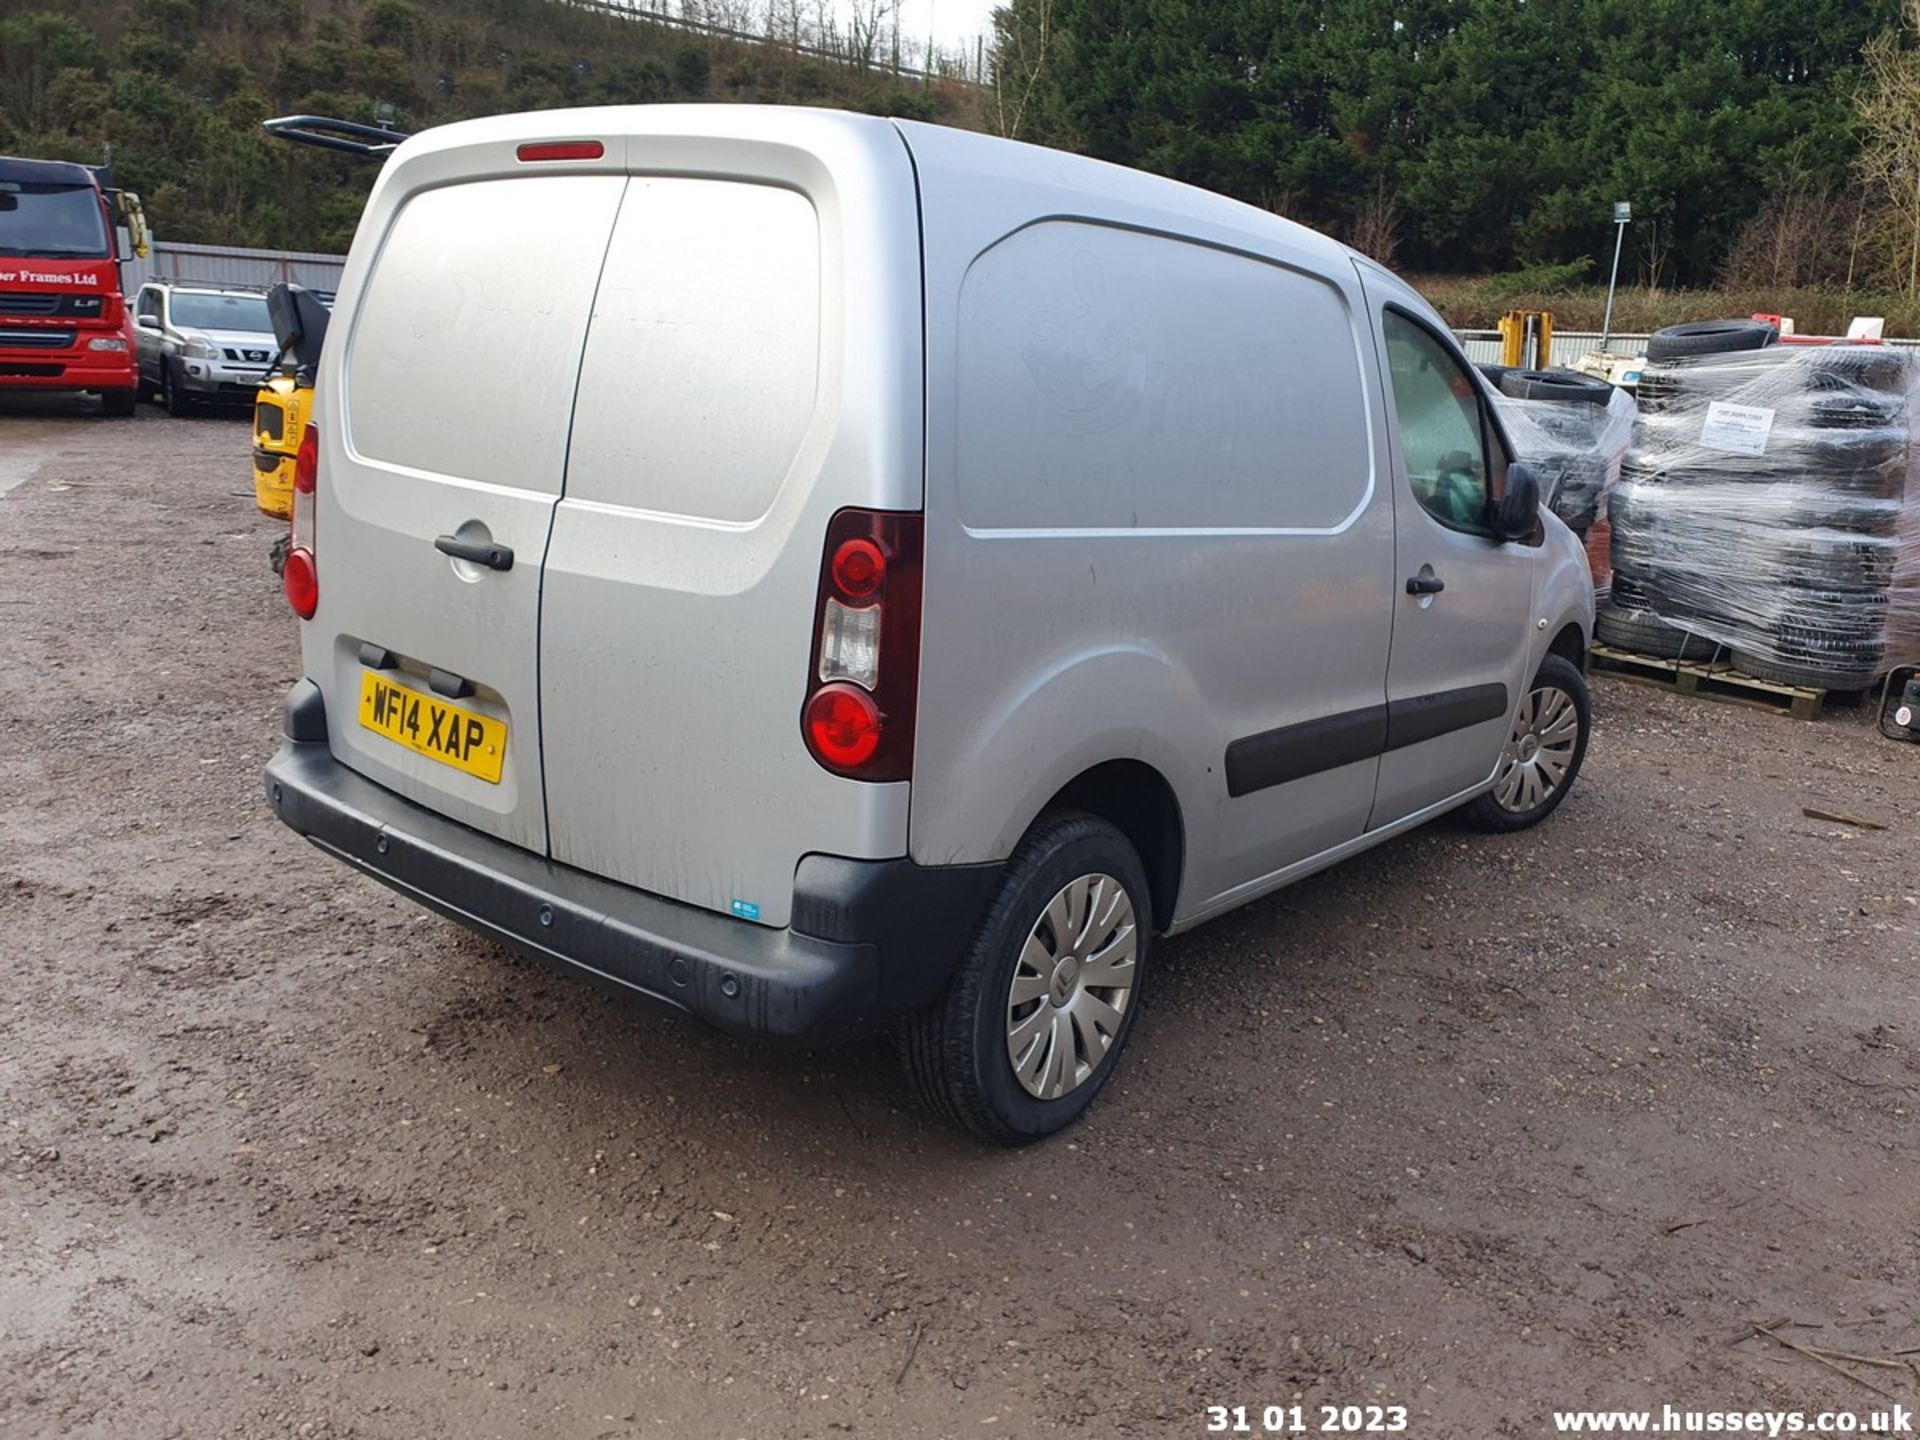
[538,123,923,929]
[311,170,625,854]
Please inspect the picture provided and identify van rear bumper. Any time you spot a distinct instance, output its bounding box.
[264,690,1000,1042]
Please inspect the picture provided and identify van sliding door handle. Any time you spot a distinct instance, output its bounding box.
[1406,572,1445,595]
[434,534,514,571]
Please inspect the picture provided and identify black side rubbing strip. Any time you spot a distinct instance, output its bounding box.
[1383,683,1509,752]
[1225,683,1511,798]
[1225,705,1388,798]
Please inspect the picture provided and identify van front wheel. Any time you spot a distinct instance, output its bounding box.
[902,813,1150,1145]
[1465,653,1591,832]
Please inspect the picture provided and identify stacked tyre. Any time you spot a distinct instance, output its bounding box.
[1493,367,1622,535]
[1605,319,1912,690]
[1600,457,1719,660]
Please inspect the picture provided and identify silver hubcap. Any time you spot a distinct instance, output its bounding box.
[1493,684,1580,813]
[1005,873,1138,1101]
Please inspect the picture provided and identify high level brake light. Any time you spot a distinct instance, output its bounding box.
[284,426,319,619]
[801,511,923,781]
[516,141,604,162]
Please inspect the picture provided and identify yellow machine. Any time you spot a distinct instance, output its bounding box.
[114,185,151,260]
[1498,309,1553,369]
[253,118,403,541]
[251,371,310,521]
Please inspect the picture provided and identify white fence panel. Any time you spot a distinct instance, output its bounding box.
[1453,330,1653,367]
[1455,327,1920,368]
[125,241,347,295]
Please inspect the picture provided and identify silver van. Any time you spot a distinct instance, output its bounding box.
[265,107,1595,1143]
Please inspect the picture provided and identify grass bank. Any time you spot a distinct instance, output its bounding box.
[1412,277,1920,338]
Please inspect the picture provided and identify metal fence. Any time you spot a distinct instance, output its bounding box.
[1454,330,1651,368]
[1455,327,1920,368]
[559,0,989,88]
[125,241,347,295]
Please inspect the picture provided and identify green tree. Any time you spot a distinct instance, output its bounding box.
[991,0,1896,280]
[1859,0,1920,295]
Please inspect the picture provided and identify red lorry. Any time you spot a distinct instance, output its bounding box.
[0,156,149,415]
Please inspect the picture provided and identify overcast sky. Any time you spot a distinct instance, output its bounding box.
[846,0,997,52]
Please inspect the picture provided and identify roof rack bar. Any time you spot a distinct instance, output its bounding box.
[152,279,277,293]
[262,114,410,159]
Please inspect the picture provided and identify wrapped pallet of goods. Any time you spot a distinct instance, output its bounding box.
[1490,367,1636,537]
[1600,340,1919,691]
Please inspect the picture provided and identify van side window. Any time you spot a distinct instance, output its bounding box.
[1382,312,1489,534]
[137,288,160,324]
[954,220,1373,532]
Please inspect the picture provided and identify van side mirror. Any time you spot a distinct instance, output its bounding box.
[1492,462,1541,542]
[267,282,330,379]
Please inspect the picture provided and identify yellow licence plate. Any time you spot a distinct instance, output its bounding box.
[358,671,507,784]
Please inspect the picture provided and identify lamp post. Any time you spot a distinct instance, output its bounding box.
[1601,200,1631,351]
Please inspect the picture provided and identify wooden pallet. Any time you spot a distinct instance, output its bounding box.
[1590,643,1827,720]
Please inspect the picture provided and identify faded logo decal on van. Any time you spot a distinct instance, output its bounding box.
[1020,252,1151,436]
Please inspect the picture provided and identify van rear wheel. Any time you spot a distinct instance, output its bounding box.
[902,813,1149,1145]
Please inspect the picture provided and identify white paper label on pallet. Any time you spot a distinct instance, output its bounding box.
[1698,401,1775,456]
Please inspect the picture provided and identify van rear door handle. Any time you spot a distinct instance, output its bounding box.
[1406,571,1445,595]
[434,534,514,571]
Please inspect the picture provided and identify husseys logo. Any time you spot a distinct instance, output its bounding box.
[0,267,103,286]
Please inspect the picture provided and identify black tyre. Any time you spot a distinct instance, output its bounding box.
[1798,345,1912,392]
[902,812,1150,1145]
[1632,370,1687,415]
[1608,530,1672,589]
[1774,588,1891,642]
[1736,533,1897,592]
[99,388,136,417]
[1645,319,1778,363]
[1769,429,1908,494]
[1476,363,1516,390]
[1731,647,1880,693]
[163,361,194,417]
[1544,454,1607,531]
[1498,367,1615,405]
[1606,573,1657,609]
[1807,389,1906,429]
[1553,501,1599,534]
[1464,654,1591,833]
[1595,602,1718,661]
[1781,492,1904,538]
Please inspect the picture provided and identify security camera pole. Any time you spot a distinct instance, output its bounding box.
[1601,200,1631,351]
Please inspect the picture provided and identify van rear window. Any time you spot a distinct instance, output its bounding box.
[344,175,627,493]
[563,178,821,523]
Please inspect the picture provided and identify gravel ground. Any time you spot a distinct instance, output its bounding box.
[3,397,1918,1440]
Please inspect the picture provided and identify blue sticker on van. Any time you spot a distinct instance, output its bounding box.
[730,898,761,922]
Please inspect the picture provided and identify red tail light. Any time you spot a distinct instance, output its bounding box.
[801,510,922,781]
[517,141,604,162]
[831,537,886,598]
[293,427,318,494]
[287,426,318,618]
[805,685,883,769]
[283,546,318,619]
